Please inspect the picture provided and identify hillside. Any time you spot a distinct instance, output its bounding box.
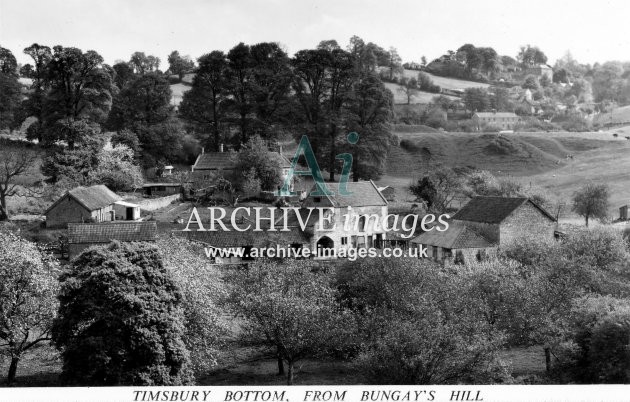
[400,69,490,90]
[594,105,630,126]
[381,129,630,214]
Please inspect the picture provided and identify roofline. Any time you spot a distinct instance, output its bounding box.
[370,180,389,206]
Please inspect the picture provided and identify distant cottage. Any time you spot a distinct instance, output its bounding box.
[67,221,157,259]
[472,112,520,131]
[412,196,556,265]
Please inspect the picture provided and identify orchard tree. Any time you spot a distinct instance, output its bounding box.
[0,231,59,384]
[88,143,144,191]
[572,183,610,227]
[157,236,227,374]
[52,242,193,386]
[225,260,354,385]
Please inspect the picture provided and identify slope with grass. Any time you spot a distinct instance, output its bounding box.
[381,129,629,214]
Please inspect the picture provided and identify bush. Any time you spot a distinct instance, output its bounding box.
[399,139,421,152]
[52,242,193,386]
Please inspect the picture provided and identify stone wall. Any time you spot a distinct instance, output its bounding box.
[500,201,556,245]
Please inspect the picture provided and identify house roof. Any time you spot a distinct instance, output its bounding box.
[192,151,291,171]
[473,112,519,119]
[46,185,121,214]
[410,221,494,249]
[68,221,157,244]
[451,196,556,224]
[302,180,388,208]
[175,227,309,248]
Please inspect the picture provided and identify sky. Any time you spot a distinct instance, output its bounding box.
[1,0,630,67]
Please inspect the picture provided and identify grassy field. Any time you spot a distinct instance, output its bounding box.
[594,105,630,126]
[381,129,630,217]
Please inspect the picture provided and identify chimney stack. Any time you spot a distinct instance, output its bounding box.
[219,143,224,153]
[201,147,205,154]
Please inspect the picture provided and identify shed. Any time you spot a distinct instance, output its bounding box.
[67,221,157,259]
[45,185,121,228]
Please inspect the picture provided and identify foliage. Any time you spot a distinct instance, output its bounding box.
[52,242,193,385]
[410,167,462,212]
[0,231,59,383]
[572,183,609,226]
[0,145,40,221]
[234,135,281,192]
[0,71,23,130]
[224,260,355,385]
[517,45,548,67]
[157,236,228,374]
[167,51,195,80]
[463,88,490,112]
[88,143,144,191]
[110,129,141,154]
[337,258,509,384]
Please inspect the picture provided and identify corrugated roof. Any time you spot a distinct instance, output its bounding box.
[302,180,388,208]
[410,221,494,249]
[68,221,157,244]
[452,196,556,224]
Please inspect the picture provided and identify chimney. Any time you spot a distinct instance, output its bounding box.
[279,145,283,155]
[201,147,205,154]
[219,143,224,153]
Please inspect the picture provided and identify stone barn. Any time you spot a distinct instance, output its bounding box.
[45,185,121,228]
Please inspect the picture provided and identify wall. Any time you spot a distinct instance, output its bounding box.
[499,201,556,245]
[136,194,181,212]
[46,195,113,228]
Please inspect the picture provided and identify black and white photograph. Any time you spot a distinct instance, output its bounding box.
[1,1,630,400]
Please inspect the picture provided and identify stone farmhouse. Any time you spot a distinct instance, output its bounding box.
[412,196,556,265]
[67,221,157,259]
[45,185,140,228]
[175,180,389,263]
[472,112,520,131]
[299,180,389,253]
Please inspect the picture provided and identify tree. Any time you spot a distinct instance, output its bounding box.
[179,51,229,150]
[129,52,160,74]
[0,145,39,221]
[167,51,194,80]
[157,236,227,374]
[226,43,255,143]
[517,45,548,67]
[40,136,102,185]
[52,242,193,385]
[410,168,462,212]
[0,72,23,130]
[0,231,59,384]
[337,258,508,384]
[225,260,353,385]
[235,135,281,191]
[463,87,490,112]
[291,47,356,180]
[44,46,113,126]
[110,129,141,154]
[387,47,403,80]
[398,77,419,104]
[107,73,173,131]
[19,64,34,78]
[22,43,53,141]
[112,62,135,89]
[88,143,144,191]
[572,183,609,227]
[0,46,17,76]
[345,73,395,181]
[522,75,540,90]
